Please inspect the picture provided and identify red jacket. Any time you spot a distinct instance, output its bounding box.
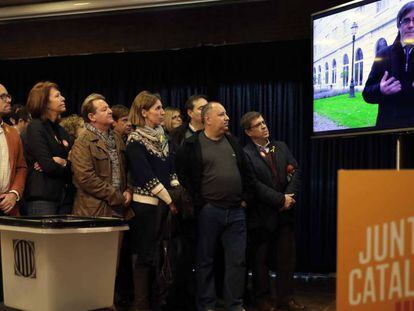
[2,123,27,215]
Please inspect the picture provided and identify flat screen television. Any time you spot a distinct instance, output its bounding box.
[312,0,414,137]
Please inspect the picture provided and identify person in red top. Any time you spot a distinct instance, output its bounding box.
[0,83,27,216]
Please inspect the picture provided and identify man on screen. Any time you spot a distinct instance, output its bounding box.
[363,1,414,129]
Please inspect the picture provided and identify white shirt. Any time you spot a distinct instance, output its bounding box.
[255,139,270,154]
[0,121,11,194]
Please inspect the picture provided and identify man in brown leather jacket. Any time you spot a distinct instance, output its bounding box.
[70,93,131,217]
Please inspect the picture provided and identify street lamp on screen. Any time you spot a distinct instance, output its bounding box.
[349,21,359,98]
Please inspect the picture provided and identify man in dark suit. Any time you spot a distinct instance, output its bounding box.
[241,112,304,311]
[362,1,414,129]
[170,94,208,149]
[167,94,208,310]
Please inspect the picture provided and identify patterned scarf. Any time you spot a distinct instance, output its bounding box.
[85,123,121,189]
[127,125,169,158]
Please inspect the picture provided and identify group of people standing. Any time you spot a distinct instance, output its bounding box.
[0,81,304,311]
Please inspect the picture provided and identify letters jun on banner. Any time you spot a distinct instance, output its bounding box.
[337,170,414,311]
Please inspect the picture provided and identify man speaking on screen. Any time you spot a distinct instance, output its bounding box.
[363,1,414,130]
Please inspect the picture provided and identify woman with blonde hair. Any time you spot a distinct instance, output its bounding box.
[126,91,179,310]
[59,114,84,141]
[163,106,182,134]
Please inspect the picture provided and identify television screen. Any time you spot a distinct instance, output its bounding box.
[312,0,414,137]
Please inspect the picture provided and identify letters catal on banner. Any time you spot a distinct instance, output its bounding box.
[337,170,414,311]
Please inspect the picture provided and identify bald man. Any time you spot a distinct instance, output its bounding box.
[176,102,253,311]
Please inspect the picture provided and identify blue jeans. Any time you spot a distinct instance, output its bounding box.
[196,203,247,311]
[26,200,72,216]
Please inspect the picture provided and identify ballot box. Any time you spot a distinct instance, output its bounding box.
[0,215,128,311]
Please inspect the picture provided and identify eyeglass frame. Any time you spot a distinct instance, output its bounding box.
[249,120,267,129]
[400,17,414,26]
[171,114,182,120]
[0,93,12,102]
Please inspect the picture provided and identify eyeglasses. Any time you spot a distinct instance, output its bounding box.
[400,17,414,26]
[0,93,11,102]
[250,120,266,129]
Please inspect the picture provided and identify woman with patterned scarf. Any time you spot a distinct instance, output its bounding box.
[126,91,179,311]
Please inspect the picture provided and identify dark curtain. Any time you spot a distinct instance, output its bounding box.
[0,41,397,272]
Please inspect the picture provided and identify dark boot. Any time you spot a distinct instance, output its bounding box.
[132,264,151,311]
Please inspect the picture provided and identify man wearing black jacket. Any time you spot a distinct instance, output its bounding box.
[176,102,252,311]
[166,94,207,310]
[241,112,303,311]
[170,94,207,150]
[362,1,414,129]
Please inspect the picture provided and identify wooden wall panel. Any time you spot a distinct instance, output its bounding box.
[0,0,349,59]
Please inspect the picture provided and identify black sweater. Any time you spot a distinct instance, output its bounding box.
[24,119,73,202]
[175,131,253,210]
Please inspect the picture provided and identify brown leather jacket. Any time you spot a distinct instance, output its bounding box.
[70,127,131,217]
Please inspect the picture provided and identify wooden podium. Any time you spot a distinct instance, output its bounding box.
[337,170,414,311]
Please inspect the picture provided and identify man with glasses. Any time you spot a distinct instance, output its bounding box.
[0,84,27,303]
[0,84,27,218]
[241,112,303,311]
[363,1,414,129]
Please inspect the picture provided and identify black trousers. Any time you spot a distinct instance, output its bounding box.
[249,223,296,306]
[115,230,134,304]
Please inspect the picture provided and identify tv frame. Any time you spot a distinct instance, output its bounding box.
[311,0,414,138]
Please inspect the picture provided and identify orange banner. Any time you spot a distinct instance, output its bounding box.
[337,170,414,311]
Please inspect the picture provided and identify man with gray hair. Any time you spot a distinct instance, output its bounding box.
[176,101,252,311]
